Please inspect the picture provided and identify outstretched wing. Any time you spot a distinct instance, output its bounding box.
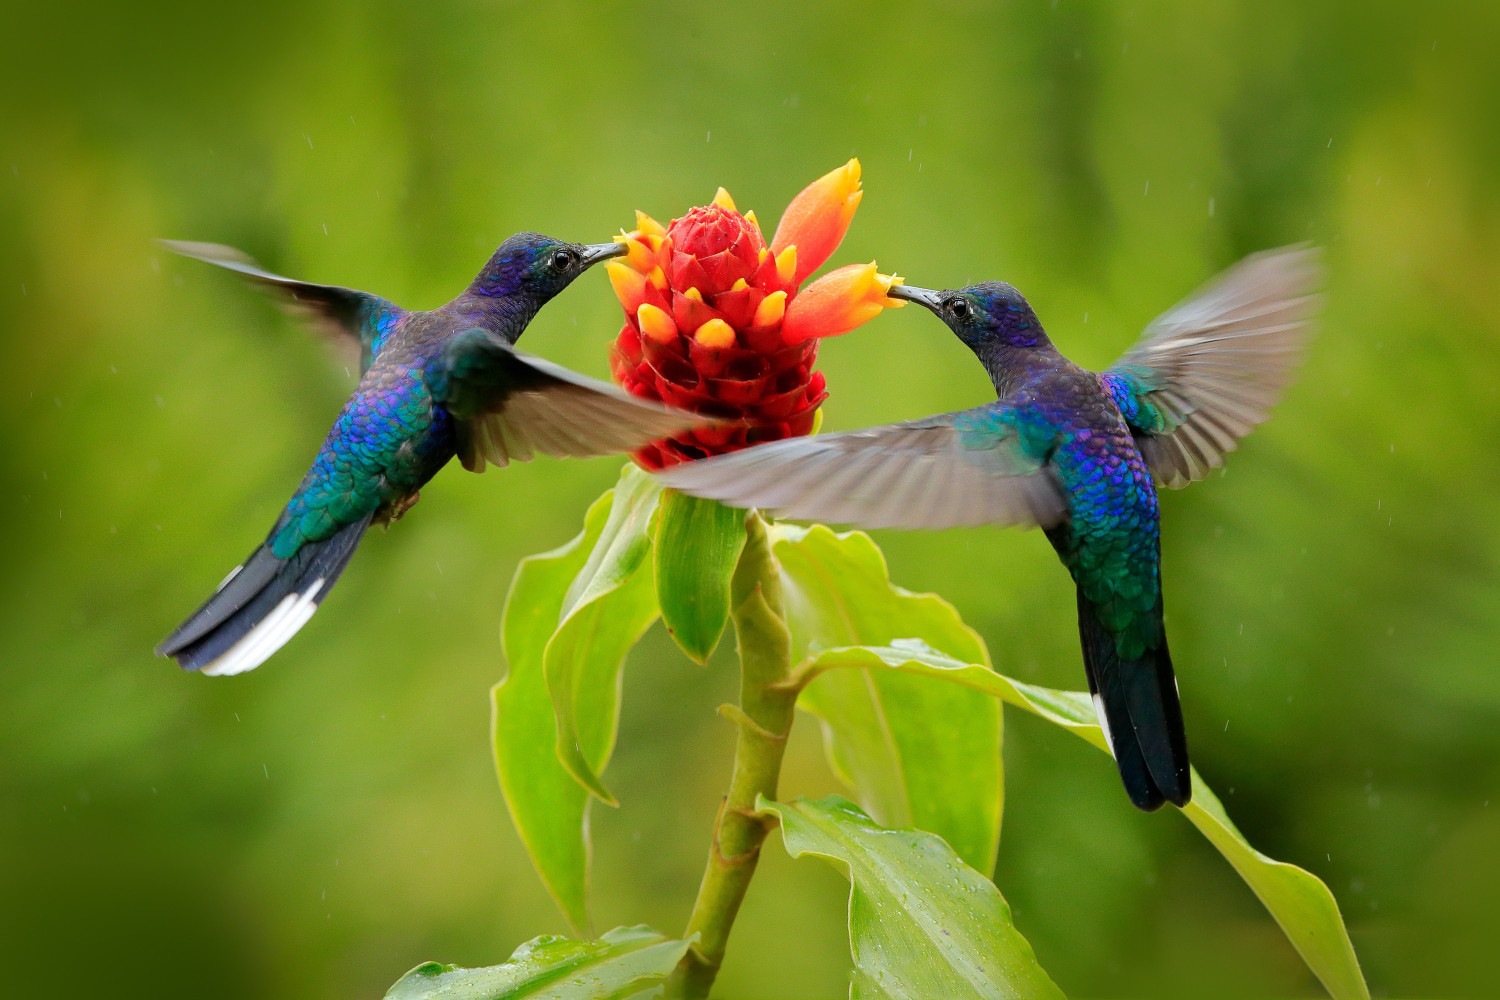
[1104,245,1321,488]
[655,405,1067,531]
[426,328,714,472]
[160,240,404,373]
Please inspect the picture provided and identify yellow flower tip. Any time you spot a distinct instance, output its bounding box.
[646,265,668,291]
[613,229,631,243]
[753,289,787,327]
[637,302,678,344]
[605,260,647,309]
[694,317,737,349]
[634,210,666,238]
[744,208,760,231]
[624,237,654,273]
[712,187,737,212]
[775,245,797,286]
[731,277,749,292]
[758,247,769,264]
[843,187,864,223]
[646,234,667,254]
[684,286,705,302]
[880,271,907,307]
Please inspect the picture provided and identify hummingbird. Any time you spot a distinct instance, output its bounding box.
[658,247,1320,810]
[157,233,709,678]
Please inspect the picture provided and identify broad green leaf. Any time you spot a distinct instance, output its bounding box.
[384,925,691,1000]
[492,493,613,934]
[546,465,663,805]
[759,795,1064,1000]
[800,641,1369,1000]
[769,523,1002,874]
[653,490,746,663]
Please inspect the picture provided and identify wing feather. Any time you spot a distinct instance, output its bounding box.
[160,240,402,373]
[1106,245,1321,487]
[656,406,1067,532]
[426,329,714,471]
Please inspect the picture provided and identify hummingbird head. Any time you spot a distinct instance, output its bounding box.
[470,232,626,303]
[889,280,1050,354]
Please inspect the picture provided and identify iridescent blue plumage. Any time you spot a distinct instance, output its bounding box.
[157,234,706,677]
[659,248,1321,810]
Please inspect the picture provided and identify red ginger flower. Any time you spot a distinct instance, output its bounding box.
[607,160,902,469]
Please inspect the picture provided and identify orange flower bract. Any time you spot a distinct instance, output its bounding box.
[608,159,900,469]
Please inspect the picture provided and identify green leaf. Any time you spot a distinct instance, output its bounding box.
[769,523,1003,874]
[653,490,746,663]
[799,641,1369,1000]
[492,492,613,934]
[759,795,1064,1000]
[384,925,691,1000]
[544,465,663,806]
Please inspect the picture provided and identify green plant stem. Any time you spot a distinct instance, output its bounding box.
[667,511,796,999]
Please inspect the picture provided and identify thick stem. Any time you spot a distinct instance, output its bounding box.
[667,511,796,998]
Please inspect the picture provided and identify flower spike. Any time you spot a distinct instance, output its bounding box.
[608,160,898,468]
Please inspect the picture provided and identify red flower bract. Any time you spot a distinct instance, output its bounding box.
[608,165,901,469]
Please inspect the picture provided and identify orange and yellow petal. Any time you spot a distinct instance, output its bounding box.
[780,262,901,344]
[770,158,863,285]
[606,260,649,314]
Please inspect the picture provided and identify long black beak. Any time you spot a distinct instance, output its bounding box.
[581,242,629,267]
[887,283,946,312]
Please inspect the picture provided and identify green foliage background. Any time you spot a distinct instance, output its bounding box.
[2,2,1497,996]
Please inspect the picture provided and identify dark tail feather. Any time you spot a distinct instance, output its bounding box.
[156,514,372,676]
[1075,589,1191,810]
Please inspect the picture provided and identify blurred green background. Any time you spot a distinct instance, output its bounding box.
[3,2,1498,996]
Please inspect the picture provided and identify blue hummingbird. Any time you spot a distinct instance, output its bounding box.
[158,234,708,677]
[658,247,1320,810]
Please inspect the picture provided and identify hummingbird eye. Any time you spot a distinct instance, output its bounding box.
[549,249,577,272]
[947,297,971,319]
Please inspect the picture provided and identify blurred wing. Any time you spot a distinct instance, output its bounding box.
[1105,244,1321,488]
[160,239,404,373]
[655,407,1067,531]
[427,328,714,472]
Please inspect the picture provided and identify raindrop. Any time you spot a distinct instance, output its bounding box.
[263,763,270,779]
[706,131,711,143]
[1143,181,1149,197]
[1208,197,1215,217]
